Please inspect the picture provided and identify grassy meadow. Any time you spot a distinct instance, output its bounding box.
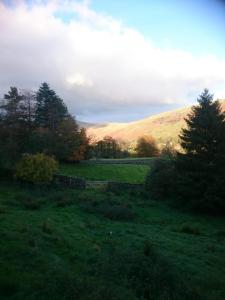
[0,181,225,300]
[59,162,150,183]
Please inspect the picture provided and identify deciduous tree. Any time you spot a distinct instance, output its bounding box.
[136,136,159,157]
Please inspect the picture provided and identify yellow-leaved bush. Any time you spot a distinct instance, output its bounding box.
[15,153,58,184]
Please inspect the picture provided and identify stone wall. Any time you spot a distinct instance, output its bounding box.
[53,174,86,189]
[53,174,144,191]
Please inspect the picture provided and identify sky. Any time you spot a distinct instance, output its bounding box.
[0,0,225,122]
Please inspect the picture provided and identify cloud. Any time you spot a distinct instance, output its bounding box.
[0,0,225,121]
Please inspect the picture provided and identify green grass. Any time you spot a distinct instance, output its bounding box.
[0,182,225,299]
[58,163,150,183]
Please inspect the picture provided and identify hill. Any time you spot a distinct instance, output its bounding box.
[86,100,225,147]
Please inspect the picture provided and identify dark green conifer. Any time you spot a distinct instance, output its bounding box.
[176,89,225,212]
[35,82,68,130]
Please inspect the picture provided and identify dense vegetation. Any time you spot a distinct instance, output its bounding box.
[91,136,130,158]
[0,84,89,173]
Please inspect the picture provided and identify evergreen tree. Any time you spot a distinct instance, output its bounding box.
[176,89,225,212]
[0,87,24,123]
[35,82,68,130]
[0,87,28,168]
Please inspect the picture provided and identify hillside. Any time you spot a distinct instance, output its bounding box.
[1,182,225,300]
[86,100,225,146]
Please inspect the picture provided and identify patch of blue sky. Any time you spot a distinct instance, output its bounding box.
[91,0,225,58]
[54,10,79,24]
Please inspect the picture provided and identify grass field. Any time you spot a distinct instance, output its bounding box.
[59,163,150,183]
[0,182,225,299]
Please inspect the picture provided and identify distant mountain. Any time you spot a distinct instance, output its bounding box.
[86,100,225,147]
[77,121,97,129]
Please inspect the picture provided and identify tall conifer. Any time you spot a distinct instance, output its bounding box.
[176,89,225,212]
[35,82,68,130]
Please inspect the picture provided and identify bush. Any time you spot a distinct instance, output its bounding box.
[14,194,41,210]
[56,196,73,207]
[98,203,135,221]
[176,223,201,235]
[145,158,176,200]
[15,153,58,184]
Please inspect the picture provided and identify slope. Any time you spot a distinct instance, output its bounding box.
[87,100,225,146]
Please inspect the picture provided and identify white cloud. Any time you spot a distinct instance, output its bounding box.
[0,0,225,121]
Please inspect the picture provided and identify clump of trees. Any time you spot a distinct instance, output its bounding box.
[136,135,159,157]
[0,83,89,174]
[146,89,225,214]
[92,136,130,158]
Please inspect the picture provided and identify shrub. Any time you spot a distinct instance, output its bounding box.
[98,204,135,221]
[56,196,72,207]
[176,223,201,235]
[14,194,41,210]
[15,153,58,184]
[145,158,176,200]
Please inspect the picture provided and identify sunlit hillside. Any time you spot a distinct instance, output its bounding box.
[87,100,225,147]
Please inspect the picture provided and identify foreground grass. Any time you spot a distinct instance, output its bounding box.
[0,182,225,299]
[59,163,150,183]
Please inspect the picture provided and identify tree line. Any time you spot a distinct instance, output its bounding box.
[0,83,89,171]
[0,82,162,174]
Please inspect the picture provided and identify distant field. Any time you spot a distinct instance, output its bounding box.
[59,163,150,183]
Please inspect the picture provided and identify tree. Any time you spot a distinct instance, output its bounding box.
[72,127,90,161]
[136,136,159,157]
[94,136,121,158]
[176,89,225,212]
[0,87,29,168]
[21,90,36,132]
[54,116,81,161]
[33,83,88,161]
[35,82,68,130]
[160,141,176,158]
